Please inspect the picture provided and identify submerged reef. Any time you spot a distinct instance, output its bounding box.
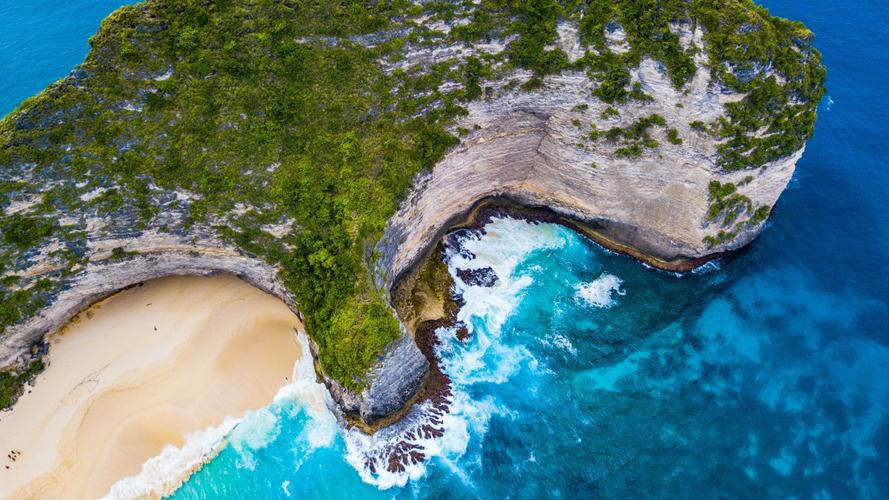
[0,0,824,424]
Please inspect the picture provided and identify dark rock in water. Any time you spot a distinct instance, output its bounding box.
[443,229,481,261]
[354,316,458,478]
[455,322,471,342]
[456,267,498,287]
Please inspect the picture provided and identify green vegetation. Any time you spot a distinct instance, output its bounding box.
[706,180,752,223]
[0,0,824,394]
[667,128,683,145]
[454,0,568,77]
[700,4,827,170]
[703,180,774,247]
[392,243,455,330]
[578,0,824,166]
[0,279,53,330]
[599,106,620,120]
[0,358,44,409]
[750,204,771,225]
[1,214,58,250]
[110,246,133,260]
[703,229,738,248]
[597,114,666,157]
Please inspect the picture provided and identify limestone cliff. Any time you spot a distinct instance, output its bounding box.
[378,46,805,285]
[0,1,825,425]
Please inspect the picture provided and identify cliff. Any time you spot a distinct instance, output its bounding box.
[0,0,825,424]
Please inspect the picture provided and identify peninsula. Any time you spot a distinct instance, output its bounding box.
[0,0,825,432]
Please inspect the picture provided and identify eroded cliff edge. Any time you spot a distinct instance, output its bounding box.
[377,47,804,287]
[0,1,824,424]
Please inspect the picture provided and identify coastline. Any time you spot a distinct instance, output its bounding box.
[385,195,723,297]
[0,196,729,453]
[376,198,722,433]
[0,274,303,499]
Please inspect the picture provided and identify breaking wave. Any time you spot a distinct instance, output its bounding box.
[343,216,570,488]
[105,332,335,498]
[574,272,625,308]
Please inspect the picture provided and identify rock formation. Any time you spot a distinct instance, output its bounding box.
[0,2,825,428]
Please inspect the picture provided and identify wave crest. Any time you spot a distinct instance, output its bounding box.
[575,273,625,308]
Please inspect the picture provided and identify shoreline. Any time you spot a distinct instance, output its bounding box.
[0,274,303,499]
[386,195,723,296]
[376,199,722,433]
[0,197,724,446]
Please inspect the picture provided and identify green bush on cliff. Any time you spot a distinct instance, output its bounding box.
[667,128,682,145]
[706,181,752,223]
[573,0,825,166]
[1,214,58,250]
[0,359,45,410]
[0,358,45,409]
[599,113,667,156]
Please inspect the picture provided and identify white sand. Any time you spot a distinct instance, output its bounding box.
[0,274,303,499]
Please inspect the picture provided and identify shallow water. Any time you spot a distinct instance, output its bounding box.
[4,0,889,498]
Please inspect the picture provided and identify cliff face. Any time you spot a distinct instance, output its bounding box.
[377,27,804,285]
[0,1,824,425]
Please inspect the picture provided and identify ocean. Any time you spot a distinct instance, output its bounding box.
[2,0,888,498]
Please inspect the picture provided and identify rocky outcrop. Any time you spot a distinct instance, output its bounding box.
[455,267,497,288]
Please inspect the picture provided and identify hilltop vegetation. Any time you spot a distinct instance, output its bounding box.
[0,0,824,393]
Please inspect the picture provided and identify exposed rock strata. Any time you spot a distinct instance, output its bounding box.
[376,41,803,289]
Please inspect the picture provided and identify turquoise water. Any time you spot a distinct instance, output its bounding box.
[4,0,889,498]
[0,1,131,116]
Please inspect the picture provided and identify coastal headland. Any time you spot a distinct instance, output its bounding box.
[0,0,825,454]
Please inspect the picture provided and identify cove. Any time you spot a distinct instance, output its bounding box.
[0,0,887,497]
[172,212,889,497]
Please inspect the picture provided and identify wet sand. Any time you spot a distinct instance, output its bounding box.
[0,274,303,499]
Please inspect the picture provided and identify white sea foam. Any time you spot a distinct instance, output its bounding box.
[103,331,335,498]
[450,217,566,338]
[445,218,554,386]
[102,416,241,499]
[545,333,578,356]
[574,273,625,308]
[691,259,722,275]
[229,407,281,469]
[345,216,561,489]
[344,399,472,489]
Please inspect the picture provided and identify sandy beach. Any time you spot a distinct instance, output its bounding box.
[0,274,303,499]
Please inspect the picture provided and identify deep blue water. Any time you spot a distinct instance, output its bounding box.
[4,0,889,498]
[0,1,132,117]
